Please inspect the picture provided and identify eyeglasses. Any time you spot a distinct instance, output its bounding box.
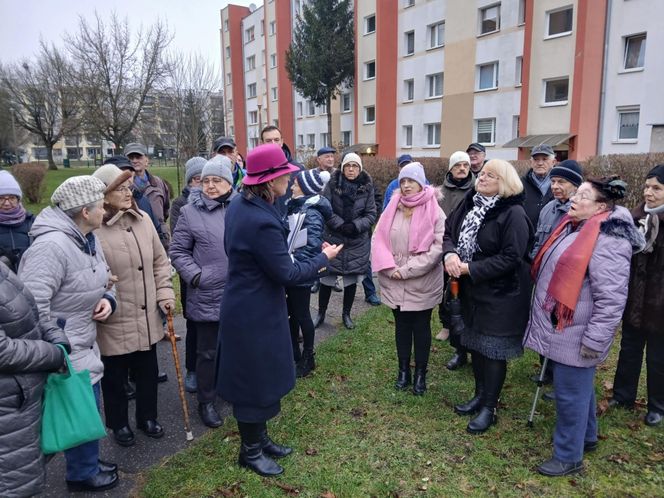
[570,193,597,202]
[344,164,360,170]
[0,195,19,204]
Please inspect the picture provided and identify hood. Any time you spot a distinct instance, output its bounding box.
[601,205,646,253]
[30,206,89,249]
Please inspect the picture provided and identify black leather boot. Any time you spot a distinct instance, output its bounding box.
[313,309,326,329]
[446,351,468,371]
[467,407,497,434]
[395,359,411,390]
[412,365,427,395]
[342,311,355,330]
[237,422,283,477]
[259,424,293,458]
[296,349,316,378]
[198,402,223,428]
[455,355,484,415]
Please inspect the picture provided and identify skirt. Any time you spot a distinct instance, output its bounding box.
[320,274,362,288]
[233,400,281,423]
[460,328,523,361]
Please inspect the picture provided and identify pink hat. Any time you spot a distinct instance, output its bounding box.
[242,144,301,185]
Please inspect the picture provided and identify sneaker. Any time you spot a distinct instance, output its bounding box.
[365,294,381,306]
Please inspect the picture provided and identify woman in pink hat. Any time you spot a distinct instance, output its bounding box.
[215,144,342,477]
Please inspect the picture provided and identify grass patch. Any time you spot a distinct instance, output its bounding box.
[140,307,663,497]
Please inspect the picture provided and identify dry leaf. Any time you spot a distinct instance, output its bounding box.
[305,447,318,456]
[602,380,613,391]
[647,452,664,462]
[608,453,630,465]
[597,398,610,416]
[271,481,300,496]
[320,492,336,498]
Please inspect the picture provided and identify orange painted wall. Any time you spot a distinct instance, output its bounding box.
[275,0,295,149]
[375,1,398,158]
[228,5,250,155]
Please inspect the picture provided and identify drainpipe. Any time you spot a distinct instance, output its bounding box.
[596,0,612,157]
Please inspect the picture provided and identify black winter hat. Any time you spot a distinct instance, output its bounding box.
[550,159,584,187]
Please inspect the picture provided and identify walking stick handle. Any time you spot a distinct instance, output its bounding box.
[167,310,194,441]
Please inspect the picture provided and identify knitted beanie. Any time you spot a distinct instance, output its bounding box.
[0,170,22,199]
[398,162,427,187]
[550,159,584,187]
[296,169,331,196]
[448,151,471,171]
[51,176,106,211]
[341,152,363,172]
[202,155,233,186]
[185,157,207,185]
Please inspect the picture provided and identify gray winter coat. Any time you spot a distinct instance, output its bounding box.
[18,207,114,385]
[529,198,571,259]
[169,189,237,322]
[439,172,475,216]
[524,207,645,368]
[0,262,67,498]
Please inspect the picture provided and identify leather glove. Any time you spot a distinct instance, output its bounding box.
[580,344,601,359]
[340,223,356,236]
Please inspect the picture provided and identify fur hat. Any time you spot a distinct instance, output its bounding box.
[341,152,363,172]
[296,169,331,196]
[449,151,471,171]
[92,164,133,193]
[51,176,106,211]
[202,155,233,186]
[398,162,427,187]
[185,157,207,185]
[0,170,22,199]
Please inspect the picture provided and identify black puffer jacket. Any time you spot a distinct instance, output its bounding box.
[0,212,34,272]
[443,190,533,337]
[322,169,377,276]
[0,261,67,498]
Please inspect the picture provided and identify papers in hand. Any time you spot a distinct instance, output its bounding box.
[287,213,308,254]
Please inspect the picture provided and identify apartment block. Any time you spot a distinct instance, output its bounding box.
[221,0,664,161]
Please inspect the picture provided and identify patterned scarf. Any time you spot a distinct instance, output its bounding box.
[456,193,500,262]
[640,203,664,254]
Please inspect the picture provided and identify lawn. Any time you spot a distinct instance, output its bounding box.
[139,306,663,497]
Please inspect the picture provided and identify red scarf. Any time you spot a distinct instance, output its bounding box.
[530,210,610,330]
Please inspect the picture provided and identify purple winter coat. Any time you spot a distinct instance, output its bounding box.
[169,189,237,322]
[523,207,645,368]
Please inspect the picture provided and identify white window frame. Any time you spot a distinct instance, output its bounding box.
[245,27,255,43]
[364,60,376,80]
[405,30,415,56]
[364,14,376,35]
[249,110,258,125]
[616,106,640,142]
[476,62,499,91]
[623,33,646,71]
[297,134,304,147]
[246,55,256,71]
[226,73,232,85]
[428,21,445,49]
[512,115,521,140]
[425,123,441,147]
[320,133,330,147]
[307,100,316,116]
[269,21,276,36]
[228,99,233,111]
[403,125,413,147]
[426,73,443,99]
[542,77,569,106]
[319,102,328,115]
[341,93,352,112]
[247,83,257,98]
[270,53,277,68]
[225,46,231,59]
[306,133,315,148]
[515,56,523,86]
[364,106,376,124]
[479,4,501,36]
[545,5,573,40]
[476,118,496,146]
[271,87,278,101]
[518,0,526,25]
[404,0,415,7]
[224,19,229,32]
[296,101,303,117]
[341,130,352,146]
[404,79,414,102]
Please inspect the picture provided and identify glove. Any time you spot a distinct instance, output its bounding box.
[340,223,356,236]
[580,344,601,359]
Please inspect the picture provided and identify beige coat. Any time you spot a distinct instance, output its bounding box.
[376,203,446,311]
[95,208,175,356]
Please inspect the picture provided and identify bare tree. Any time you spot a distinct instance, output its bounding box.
[66,12,172,150]
[0,44,79,169]
[0,86,29,164]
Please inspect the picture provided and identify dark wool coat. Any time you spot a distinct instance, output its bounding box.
[623,204,664,334]
[169,186,191,235]
[322,169,377,276]
[0,212,34,272]
[443,190,533,337]
[521,169,554,228]
[439,172,475,217]
[169,189,236,322]
[0,262,67,498]
[216,194,328,421]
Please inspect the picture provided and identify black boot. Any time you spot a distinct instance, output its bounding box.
[467,407,498,434]
[296,349,316,378]
[237,422,283,477]
[412,365,427,395]
[446,351,468,371]
[455,352,484,415]
[342,311,355,330]
[341,284,356,329]
[259,424,293,458]
[198,402,223,428]
[313,309,326,329]
[395,359,411,390]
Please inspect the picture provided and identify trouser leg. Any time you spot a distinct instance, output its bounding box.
[195,321,219,404]
[318,283,332,310]
[101,354,129,430]
[65,383,101,481]
[289,286,315,351]
[185,319,198,372]
[646,328,664,414]
[342,283,357,313]
[393,308,412,361]
[612,324,646,405]
[133,346,159,424]
[411,309,433,366]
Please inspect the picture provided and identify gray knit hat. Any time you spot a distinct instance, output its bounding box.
[51,176,106,211]
[185,157,207,185]
[0,170,22,199]
[398,162,427,188]
[202,155,233,186]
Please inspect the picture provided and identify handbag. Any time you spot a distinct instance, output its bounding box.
[41,345,107,454]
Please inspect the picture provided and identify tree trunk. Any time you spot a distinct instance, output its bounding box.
[46,144,58,170]
[326,94,333,147]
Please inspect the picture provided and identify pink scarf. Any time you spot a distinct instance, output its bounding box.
[372,186,440,272]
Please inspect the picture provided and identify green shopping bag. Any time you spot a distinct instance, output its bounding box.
[40,345,107,454]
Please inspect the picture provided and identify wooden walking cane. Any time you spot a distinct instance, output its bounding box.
[166,310,194,441]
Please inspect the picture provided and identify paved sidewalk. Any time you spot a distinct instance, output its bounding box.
[42,286,374,497]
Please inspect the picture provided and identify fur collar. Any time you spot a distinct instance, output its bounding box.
[601,207,646,252]
[331,169,372,190]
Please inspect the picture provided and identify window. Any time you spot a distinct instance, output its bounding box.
[297,134,304,147]
[403,125,413,147]
[306,133,315,148]
[297,102,303,117]
[224,20,229,32]
[624,34,646,70]
[428,22,445,48]
[543,77,569,105]
[246,55,256,71]
[320,133,330,147]
[226,73,232,85]
[404,0,415,7]
[228,99,233,110]
[365,15,376,34]
[476,118,496,144]
[515,56,523,86]
[249,111,258,124]
[546,6,573,37]
[341,131,352,145]
[426,73,443,98]
[341,93,351,112]
[319,103,328,115]
[404,79,414,101]
[307,100,315,116]
[225,46,231,58]
[249,137,259,148]
[247,83,257,98]
[271,87,278,101]
[518,0,526,25]
[425,123,441,146]
[364,60,376,80]
[477,62,499,90]
[270,53,277,68]
[364,106,376,124]
[405,30,415,55]
[245,27,255,43]
[512,115,520,139]
[269,21,276,35]
[229,125,234,135]
[479,4,500,35]
[617,107,639,140]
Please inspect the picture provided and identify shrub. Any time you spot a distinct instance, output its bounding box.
[11,162,47,204]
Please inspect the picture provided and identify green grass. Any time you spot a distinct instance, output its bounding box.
[139,307,663,497]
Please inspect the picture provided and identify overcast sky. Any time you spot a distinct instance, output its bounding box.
[0,0,256,71]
